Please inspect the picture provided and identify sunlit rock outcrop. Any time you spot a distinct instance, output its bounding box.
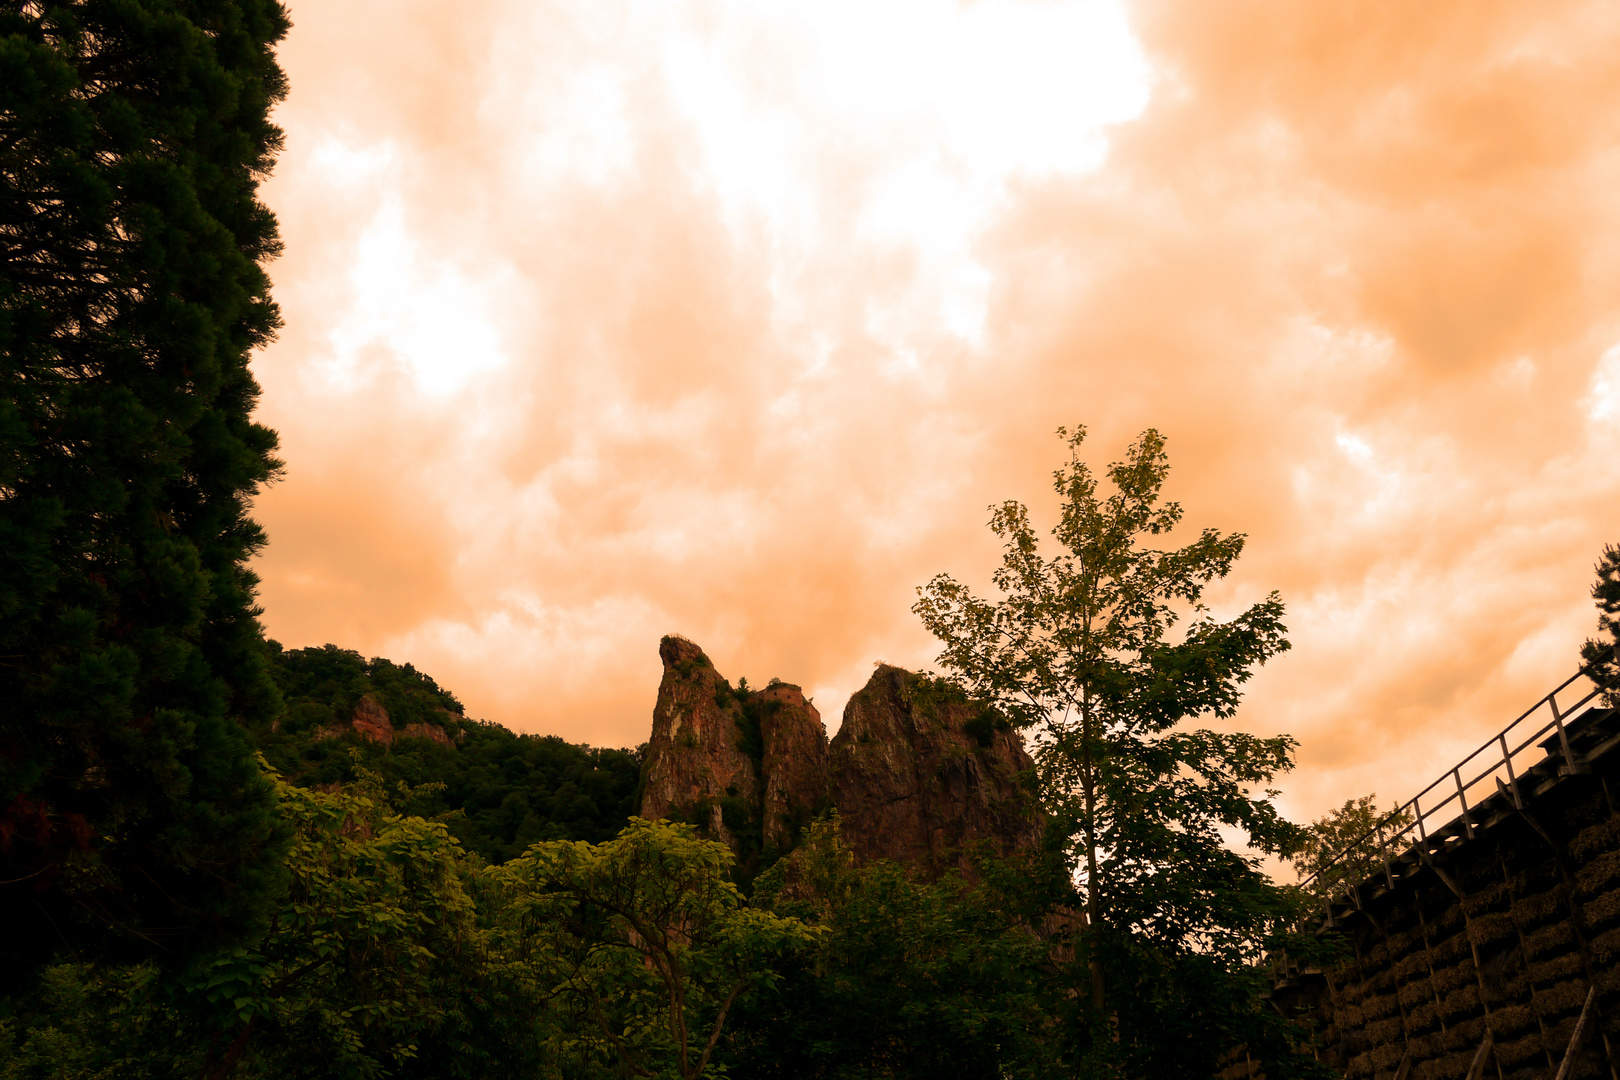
[317,692,455,748]
[640,636,764,851]
[829,664,1041,876]
[639,638,1039,875]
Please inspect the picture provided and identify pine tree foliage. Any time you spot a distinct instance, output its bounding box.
[1580,543,1620,704]
[0,0,292,983]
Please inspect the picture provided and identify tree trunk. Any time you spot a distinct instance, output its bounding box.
[1081,699,1105,1018]
[200,1018,255,1080]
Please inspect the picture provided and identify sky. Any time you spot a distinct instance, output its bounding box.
[252,0,1620,826]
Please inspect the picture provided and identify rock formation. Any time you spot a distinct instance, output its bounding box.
[317,693,455,748]
[348,693,394,743]
[638,639,1038,876]
[640,637,765,850]
[830,664,1040,876]
[757,680,831,850]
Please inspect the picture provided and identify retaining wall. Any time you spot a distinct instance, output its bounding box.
[1271,707,1620,1080]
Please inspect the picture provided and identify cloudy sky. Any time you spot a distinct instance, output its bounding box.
[252,0,1620,825]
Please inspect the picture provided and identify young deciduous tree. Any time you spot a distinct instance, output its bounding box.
[1288,794,1413,902]
[182,766,492,1080]
[914,427,1317,1075]
[0,0,291,983]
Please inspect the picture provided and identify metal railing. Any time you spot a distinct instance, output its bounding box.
[1299,661,1617,908]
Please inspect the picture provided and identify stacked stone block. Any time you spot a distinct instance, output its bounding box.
[1270,708,1620,1080]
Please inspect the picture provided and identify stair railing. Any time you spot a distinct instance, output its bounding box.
[1298,657,1617,913]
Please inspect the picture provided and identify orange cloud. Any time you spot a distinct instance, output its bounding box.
[253,0,1620,826]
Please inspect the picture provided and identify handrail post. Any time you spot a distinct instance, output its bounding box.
[1454,768,1474,840]
[1498,733,1522,809]
[1375,818,1395,889]
[1550,692,1580,771]
[1413,795,1426,844]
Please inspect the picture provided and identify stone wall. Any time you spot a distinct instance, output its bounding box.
[1263,707,1620,1080]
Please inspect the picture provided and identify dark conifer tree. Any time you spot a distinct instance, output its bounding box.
[0,0,292,986]
[1581,543,1620,702]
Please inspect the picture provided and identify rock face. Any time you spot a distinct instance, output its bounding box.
[829,664,1040,876]
[400,721,455,748]
[639,639,1038,876]
[757,681,830,850]
[318,694,454,749]
[640,637,764,850]
[349,694,394,743]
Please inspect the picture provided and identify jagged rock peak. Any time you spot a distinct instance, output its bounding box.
[756,680,830,850]
[639,637,831,860]
[640,637,763,850]
[829,664,1041,877]
[638,640,1035,876]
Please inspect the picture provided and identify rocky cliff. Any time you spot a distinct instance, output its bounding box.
[638,639,1038,875]
[316,693,455,748]
[640,637,766,851]
[830,664,1041,876]
[757,680,831,850]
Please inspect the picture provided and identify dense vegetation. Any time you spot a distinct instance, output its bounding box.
[0,785,1062,1080]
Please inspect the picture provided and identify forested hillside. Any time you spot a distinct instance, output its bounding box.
[254,643,643,861]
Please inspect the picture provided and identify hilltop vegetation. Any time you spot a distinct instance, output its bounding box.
[254,642,644,861]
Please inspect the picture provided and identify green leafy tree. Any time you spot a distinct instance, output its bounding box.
[728,817,1067,1080]
[1580,543,1620,703]
[492,818,821,1080]
[913,426,1319,1076]
[182,765,495,1080]
[0,0,291,983]
[1288,794,1413,902]
[1,764,542,1080]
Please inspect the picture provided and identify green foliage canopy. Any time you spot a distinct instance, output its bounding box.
[492,818,821,1080]
[181,764,494,1080]
[2,764,541,1080]
[731,817,1067,1080]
